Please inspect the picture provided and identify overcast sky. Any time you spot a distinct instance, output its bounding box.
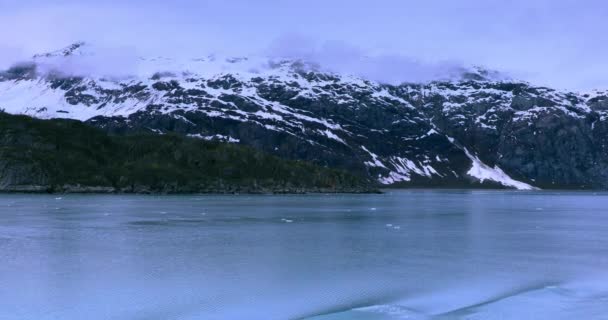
[1,0,607,90]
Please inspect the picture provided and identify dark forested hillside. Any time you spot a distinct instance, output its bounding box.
[4,43,608,190]
[0,113,376,193]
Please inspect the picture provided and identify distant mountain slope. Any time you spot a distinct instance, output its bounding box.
[2,43,607,189]
[0,112,374,193]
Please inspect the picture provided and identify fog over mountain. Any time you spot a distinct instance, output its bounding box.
[2,0,608,89]
[2,1,608,191]
[3,41,608,190]
[3,3,608,320]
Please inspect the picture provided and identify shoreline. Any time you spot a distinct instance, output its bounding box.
[4,187,607,196]
[2,184,605,195]
[0,185,383,195]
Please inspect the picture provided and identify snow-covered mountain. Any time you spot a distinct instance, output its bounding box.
[2,43,608,189]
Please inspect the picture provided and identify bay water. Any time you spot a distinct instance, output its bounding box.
[1,190,607,319]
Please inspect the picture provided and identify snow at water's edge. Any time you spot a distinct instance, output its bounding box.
[464,148,538,190]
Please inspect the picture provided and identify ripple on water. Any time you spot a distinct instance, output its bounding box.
[308,279,608,320]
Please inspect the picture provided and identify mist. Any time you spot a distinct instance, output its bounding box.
[0,45,26,70]
[266,35,471,84]
[2,0,608,89]
[35,44,140,79]
[1,36,474,85]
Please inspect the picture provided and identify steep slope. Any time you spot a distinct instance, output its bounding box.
[415,81,608,189]
[0,112,375,193]
[2,43,607,189]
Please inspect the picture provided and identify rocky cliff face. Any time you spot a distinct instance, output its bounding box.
[2,43,607,189]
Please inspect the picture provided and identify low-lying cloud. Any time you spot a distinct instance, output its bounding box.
[0,45,27,70]
[1,43,140,80]
[34,44,140,79]
[2,0,608,90]
[2,37,479,85]
[266,35,470,84]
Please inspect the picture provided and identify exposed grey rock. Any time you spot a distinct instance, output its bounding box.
[2,44,608,189]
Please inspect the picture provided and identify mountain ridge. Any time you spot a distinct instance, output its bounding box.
[2,43,607,190]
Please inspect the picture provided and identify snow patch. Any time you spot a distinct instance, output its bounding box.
[361,146,387,169]
[187,134,240,143]
[318,129,347,145]
[464,148,537,190]
[378,156,440,185]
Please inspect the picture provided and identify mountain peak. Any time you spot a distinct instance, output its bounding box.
[2,41,607,190]
[448,65,510,83]
[33,42,89,59]
[24,42,516,86]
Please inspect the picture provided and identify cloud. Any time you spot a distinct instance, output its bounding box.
[0,1,252,61]
[0,42,140,79]
[34,44,140,79]
[2,0,608,89]
[0,34,492,85]
[265,34,468,84]
[0,45,26,70]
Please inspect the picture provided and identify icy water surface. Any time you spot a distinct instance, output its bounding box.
[1,190,608,320]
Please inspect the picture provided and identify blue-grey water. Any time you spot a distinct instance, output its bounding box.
[1,190,608,320]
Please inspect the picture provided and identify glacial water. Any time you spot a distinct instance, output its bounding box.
[1,190,608,320]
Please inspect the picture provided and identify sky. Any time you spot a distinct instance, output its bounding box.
[1,0,607,90]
